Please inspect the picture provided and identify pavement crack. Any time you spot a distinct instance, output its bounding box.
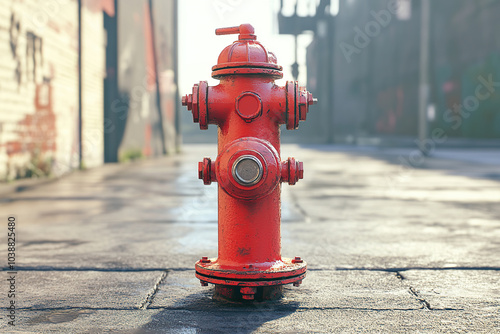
[394,271,432,310]
[138,270,169,310]
[289,192,311,223]
[394,271,406,280]
[408,286,432,310]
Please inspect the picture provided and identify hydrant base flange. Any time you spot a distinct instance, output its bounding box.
[195,258,306,288]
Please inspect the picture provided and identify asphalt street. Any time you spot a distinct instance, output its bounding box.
[1,144,499,333]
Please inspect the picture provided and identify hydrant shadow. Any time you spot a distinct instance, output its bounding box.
[138,287,300,334]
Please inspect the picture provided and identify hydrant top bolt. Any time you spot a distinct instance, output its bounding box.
[201,256,211,263]
[292,256,303,264]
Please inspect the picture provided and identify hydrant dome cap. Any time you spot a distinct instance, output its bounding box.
[212,24,283,79]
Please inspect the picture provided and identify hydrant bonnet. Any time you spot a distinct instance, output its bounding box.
[212,23,283,79]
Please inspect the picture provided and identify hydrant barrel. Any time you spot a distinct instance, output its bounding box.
[183,23,315,302]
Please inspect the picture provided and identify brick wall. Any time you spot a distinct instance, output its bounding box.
[0,0,105,180]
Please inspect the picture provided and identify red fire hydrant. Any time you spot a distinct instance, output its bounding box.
[182,24,316,302]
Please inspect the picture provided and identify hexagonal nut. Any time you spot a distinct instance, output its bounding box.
[197,158,213,185]
[198,161,204,180]
[200,256,211,263]
[297,161,304,179]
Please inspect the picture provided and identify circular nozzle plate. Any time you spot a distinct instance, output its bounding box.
[232,155,263,186]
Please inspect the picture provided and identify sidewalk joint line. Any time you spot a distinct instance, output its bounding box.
[16,305,464,312]
[331,266,500,272]
[1,266,193,272]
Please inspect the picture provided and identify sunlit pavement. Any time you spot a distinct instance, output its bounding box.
[1,144,499,333]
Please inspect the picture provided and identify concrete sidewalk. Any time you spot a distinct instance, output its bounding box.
[1,144,499,333]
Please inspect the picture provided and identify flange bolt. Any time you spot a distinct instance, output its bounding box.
[240,287,257,300]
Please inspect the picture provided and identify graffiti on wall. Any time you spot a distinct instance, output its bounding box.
[10,12,45,88]
[9,12,22,87]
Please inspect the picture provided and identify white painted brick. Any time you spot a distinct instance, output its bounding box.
[0,0,104,180]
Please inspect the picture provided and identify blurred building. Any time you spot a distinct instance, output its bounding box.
[0,0,178,181]
[279,0,500,143]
